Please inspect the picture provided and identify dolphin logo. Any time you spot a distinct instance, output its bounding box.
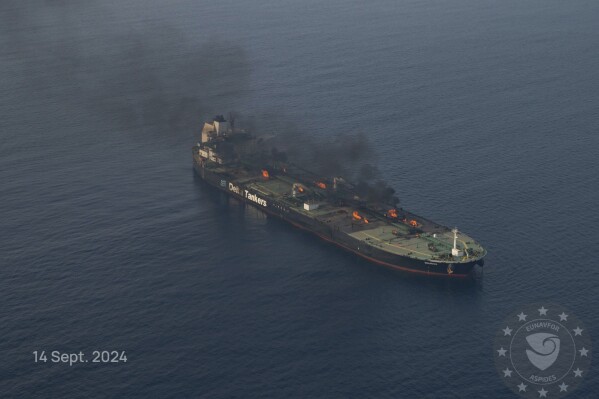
[525,333,560,371]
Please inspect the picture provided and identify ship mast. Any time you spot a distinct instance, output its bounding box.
[451,227,463,257]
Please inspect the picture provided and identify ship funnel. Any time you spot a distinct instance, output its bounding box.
[213,115,229,135]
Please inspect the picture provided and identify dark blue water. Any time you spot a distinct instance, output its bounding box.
[2,1,598,397]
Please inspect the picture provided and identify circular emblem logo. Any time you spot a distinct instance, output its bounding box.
[494,303,592,397]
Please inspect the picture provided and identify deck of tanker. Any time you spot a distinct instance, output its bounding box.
[247,177,296,197]
[348,227,480,262]
[215,170,485,263]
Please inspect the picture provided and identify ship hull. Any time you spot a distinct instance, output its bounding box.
[194,162,480,278]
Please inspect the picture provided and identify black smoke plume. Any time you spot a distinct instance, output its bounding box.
[1,0,397,206]
[231,115,400,207]
[0,1,251,139]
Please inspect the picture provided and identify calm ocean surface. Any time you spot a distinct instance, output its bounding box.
[1,1,598,397]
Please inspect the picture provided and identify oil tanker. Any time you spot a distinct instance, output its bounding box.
[193,115,486,277]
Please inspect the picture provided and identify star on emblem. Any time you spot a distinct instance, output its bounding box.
[559,382,568,392]
[538,306,548,316]
[502,326,512,336]
[517,382,527,392]
[538,387,548,397]
[558,312,568,321]
[579,347,589,357]
[497,347,507,357]
[517,312,527,321]
[573,326,583,336]
[573,368,583,377]
[503,368,513,377]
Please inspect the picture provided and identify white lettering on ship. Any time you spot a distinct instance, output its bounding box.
[228,183,267,207]
[244,190,267,207]
[228,183,241,195]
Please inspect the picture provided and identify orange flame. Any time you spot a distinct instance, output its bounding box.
[409,219,418,227]
[388,209,398,218]
[352,211,369,223]
[316,182,327,189]
[262,170,269,179]
[298,186,305,193]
